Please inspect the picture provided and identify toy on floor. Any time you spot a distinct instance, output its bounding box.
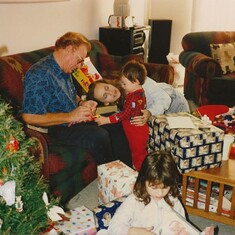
[195,105,235,159]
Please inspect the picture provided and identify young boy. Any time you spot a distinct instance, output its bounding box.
[94,60,149,170]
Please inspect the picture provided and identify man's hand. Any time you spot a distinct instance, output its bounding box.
[80,100,97,114]
[68,101,98,126]
[130,109,151,126]
[69,105,96,124]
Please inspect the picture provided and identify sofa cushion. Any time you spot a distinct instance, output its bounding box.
[210,42,235,74]
[98,54,144,80]
[0,47,54,110]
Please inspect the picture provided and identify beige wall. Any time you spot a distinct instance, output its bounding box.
[0,0,146,55]
[4,0,233,57]
[149,0,193,54]
[192,0,235,32]
[0,0,192,56]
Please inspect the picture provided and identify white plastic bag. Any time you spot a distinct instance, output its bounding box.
[166,53,185,87]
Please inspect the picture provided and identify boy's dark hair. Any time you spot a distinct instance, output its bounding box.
[133,150,180,207]
[121,60,147,85]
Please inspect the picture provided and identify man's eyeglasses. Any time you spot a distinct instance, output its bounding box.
[76,56,85,66]
[73,50,85,66]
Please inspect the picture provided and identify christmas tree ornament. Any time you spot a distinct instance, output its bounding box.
[2,167,7,175]
[0,180,16,206]
[6,136,20,152]
[43,192,65,221]
[15,195,23,212]
[0,179,4,186]
[10,164,16,176]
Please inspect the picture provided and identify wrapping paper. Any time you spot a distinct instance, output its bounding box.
[97,160,138,204]
[148,112,224,173]
[93,196,126,230]
[55,206,96,235]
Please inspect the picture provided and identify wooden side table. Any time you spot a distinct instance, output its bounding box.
[181,160,235,226]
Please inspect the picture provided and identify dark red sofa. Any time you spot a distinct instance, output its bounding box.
[0,39,174,206]
[179,31,235,107]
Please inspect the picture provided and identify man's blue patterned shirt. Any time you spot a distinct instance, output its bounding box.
[22,54,77,116]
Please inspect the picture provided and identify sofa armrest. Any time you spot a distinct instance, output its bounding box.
[179,51,222,79]
[23,127,49,178]
[144,63,174,85]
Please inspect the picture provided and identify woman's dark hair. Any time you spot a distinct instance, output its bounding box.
[121,60,147,85]
[87,79,126,110]
[133,151,180,207]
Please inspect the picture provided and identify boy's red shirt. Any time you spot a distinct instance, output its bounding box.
[109,88,146,123]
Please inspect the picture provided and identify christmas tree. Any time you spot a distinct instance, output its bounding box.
[0,98,58,234]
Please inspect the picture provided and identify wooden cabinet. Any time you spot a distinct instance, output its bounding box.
[181,160,235,226]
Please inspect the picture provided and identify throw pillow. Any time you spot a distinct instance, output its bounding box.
[98,53,144,80]
[210,42,235,74]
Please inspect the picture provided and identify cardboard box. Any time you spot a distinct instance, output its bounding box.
[148,112,224,173]
[55,206,96,235]
[97,160,138,204]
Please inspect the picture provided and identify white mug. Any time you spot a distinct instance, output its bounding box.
[222,134,234,160]
[108,15,123,28]
[124,16,134,28]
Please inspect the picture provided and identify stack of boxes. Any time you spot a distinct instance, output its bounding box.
[94,160,138,231]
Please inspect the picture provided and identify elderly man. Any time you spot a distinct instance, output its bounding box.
[22,32,132,166]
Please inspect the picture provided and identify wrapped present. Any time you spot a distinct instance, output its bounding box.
[93,196,126,230]
[55,206,96,235]
[148,112,224,173]
[97,160,138,204]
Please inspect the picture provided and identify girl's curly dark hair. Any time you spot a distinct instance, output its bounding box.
[133,150,180,207]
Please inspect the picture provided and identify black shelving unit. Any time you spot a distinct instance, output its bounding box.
[99,26,149,59]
